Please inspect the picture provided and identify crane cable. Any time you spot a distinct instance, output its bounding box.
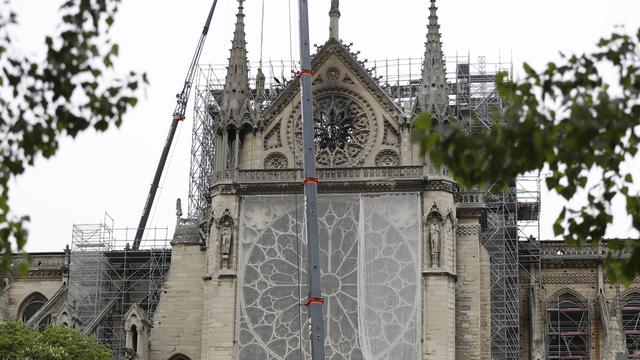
[288,0,294,72]
[259,0,265,68]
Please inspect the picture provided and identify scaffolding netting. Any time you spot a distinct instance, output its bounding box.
[238,194,421,360]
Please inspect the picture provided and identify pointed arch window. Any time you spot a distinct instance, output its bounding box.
[546,292,590,359]
[19,292,47,323]
[131,324,138,354]
[168,355,191,360]
[622,292,640,358]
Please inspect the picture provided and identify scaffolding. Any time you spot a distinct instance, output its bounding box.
[68,214,170,359]
[546,293,591,359]
[188,52,538,359]
[622,292,640,358]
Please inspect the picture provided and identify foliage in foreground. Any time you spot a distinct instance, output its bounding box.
[412,28,640,284]
[0,0,147,289]
[0,320,111,360]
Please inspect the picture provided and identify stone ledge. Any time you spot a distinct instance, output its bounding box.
[422,270,458,281]
[217,270,237,279]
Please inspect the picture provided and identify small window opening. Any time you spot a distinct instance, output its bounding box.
[131,325,138,353]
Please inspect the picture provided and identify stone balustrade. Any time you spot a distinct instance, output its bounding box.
[455,190,485,207]
[213,166,424,184]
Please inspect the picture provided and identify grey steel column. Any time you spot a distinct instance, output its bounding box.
[297,0,325,359]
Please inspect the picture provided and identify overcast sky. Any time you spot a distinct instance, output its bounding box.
[8,0,640,252]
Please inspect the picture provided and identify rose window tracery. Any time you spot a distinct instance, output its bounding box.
[292,91,375,167]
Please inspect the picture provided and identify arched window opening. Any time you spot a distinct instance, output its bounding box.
[131,325,138,354]
[19,293,47,323]
[168,355,191,360]
[38,314,51,330]
[546,293,590,359]
[622,292,640,358]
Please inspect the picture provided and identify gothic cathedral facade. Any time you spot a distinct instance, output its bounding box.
[2,1,640,360]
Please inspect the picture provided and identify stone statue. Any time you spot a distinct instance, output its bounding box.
[220,224,232,269]
[429,221,441,267]
[255,67,266,101]
[175,198,182,225]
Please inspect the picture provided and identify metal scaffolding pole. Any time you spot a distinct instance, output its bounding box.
[297,0,325,359]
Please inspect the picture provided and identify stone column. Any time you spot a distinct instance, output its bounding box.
[455,220,484,359]
[201,191,241,359]
[422,190,456,360]
[148,227,205,360]
[234,130,240,170]
[400,123,412,166]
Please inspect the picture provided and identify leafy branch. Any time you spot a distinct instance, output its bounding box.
[412,28,640,284]
[0,0,147,289]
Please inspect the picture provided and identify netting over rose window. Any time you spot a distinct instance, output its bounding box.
[239,194,421,360]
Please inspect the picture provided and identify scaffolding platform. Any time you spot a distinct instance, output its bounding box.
[68,214,171,358]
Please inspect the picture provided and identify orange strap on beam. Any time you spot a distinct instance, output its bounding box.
[306,297,325,305]
[173,114,185,121]
[303,177,320,185]
[298,69,314,77]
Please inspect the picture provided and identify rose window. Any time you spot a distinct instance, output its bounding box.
[294,93,373,167]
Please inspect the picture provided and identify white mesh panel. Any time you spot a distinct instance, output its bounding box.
[358,193,421,360]
[239,194,421,360]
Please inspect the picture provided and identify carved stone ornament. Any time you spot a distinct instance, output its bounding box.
[375,149,400,167]
[291,90,376,167]
[264,152,288,169]
[425,204,444,268]
[325,66,341,81]
[457,223,481,236]
[428,221,441,267]
[219,210,234,270]
[263,123,282,150]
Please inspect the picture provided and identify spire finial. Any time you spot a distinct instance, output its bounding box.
[418,0,449,120]
[329,0,340,40]
[221,0,251,118]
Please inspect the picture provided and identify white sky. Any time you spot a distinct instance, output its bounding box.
[8,0,640,252]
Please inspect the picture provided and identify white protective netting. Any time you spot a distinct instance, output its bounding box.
[238,194,421,360]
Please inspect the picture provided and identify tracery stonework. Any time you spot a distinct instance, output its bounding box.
[375,149,400,166]
[291,90,376,167]
[264,152,288,169]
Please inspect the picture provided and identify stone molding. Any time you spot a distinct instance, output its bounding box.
[543,272,598,284]
[422,270,457,281]
[211,166,468,196]
[457,224,481,236]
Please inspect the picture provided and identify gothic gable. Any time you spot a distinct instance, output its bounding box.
[260,39,405,168]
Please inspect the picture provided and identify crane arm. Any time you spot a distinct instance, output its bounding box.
[133,0,219,249]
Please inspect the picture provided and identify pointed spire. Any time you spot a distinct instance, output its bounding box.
[221,0,251,120]
[418,0,449,119]
[329,0,340,40]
